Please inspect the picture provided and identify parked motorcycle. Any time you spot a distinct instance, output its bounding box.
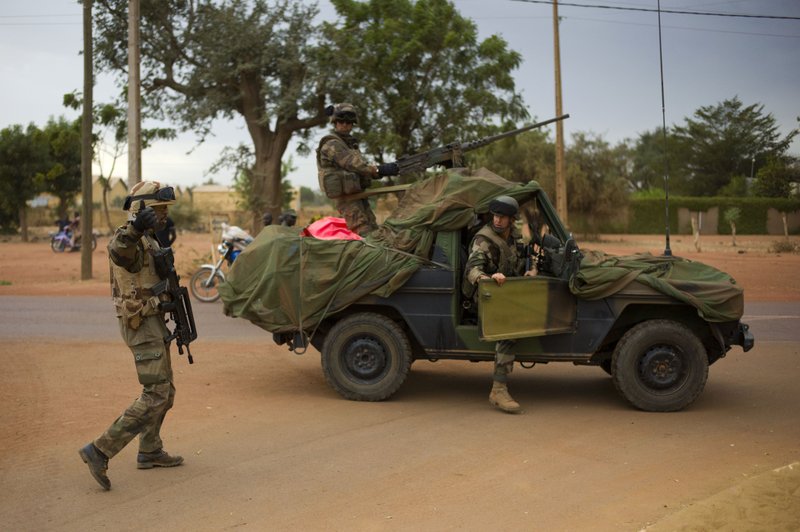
[50,228,98,253]
[189,224,253,302]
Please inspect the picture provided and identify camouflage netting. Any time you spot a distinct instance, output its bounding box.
[219,168,743,334]
[570,250,743,322]
[219,169,540,333]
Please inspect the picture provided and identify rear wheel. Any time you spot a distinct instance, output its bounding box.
[612,319,708,412]
[190,267,224,302]
[321,313,412,401]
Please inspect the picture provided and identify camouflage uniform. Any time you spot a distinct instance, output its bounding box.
[316,131,377,236]
[93,219,176,458]
[464,224,526,382]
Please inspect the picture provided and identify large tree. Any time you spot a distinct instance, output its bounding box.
[93,0,330,231]
[39,117,83,219]
[672,97,797,196]
[469,129,555,190]
[565,132,630,237]
[0,124,50,239]
[323,0,528,160]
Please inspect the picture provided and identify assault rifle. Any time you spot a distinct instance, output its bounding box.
[393,114,569,176]
[151,247,198,364]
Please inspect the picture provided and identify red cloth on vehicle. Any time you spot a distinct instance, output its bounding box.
[301,216,362,240]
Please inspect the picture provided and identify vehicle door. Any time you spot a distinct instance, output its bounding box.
[477,275,577,341]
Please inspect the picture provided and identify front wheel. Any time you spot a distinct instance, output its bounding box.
[321,313,412,401]
[190,266,225,302]
[51,237,66,253]
[612,320,708,412]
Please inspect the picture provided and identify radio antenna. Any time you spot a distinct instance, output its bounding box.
[657,0,672,256]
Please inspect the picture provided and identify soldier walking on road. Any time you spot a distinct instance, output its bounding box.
[316,102,399,236]
[464,195,536,413]
[79,181,185,490]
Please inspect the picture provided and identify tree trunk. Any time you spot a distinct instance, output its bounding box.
[690,212,701,252]
[18,206,28,242]
[730,221,737,247]
[782,212,789,238]
[102,183,114,233]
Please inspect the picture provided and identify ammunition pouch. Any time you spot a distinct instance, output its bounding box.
[323,172,363,199]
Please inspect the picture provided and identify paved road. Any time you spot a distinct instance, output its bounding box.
[1,295,797,342]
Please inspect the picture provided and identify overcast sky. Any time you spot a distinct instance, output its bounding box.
[1,0,798,192]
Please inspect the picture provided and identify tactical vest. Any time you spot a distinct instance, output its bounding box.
[110,233,169,330]
[462,225,522,300]
[316,133,365,199]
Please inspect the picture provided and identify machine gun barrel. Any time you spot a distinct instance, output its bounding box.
[395,114,569,176]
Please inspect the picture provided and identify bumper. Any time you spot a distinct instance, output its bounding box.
[733,322,755,352]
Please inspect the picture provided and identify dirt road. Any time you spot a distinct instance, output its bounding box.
[0,232,798,530]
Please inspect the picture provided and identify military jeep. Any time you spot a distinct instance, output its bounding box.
[221,171,754,412]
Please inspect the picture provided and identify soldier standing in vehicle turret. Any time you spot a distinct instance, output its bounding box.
[464,195,537,413]
[316,103,399,236]
[78,180,185,490]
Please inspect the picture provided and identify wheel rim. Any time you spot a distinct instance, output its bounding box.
[341,336,389,384]
[191,270,221,301]
[637,344,686,390]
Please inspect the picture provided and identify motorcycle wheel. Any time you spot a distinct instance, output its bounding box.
[190,267,225,303]
[51,238,66,253]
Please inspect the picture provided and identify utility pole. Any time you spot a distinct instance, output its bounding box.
[80,0,93,280]
[553,0,568,225]
[127,0,142,188]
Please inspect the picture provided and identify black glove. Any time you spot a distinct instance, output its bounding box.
[131,204,158,232]
[377,162,400,177]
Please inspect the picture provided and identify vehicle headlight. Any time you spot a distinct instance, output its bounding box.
[217,243,228,254]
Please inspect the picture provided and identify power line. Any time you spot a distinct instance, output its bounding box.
[509,0,800,20]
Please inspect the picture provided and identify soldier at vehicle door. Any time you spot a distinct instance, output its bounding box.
[316,102,399,236]
[78,180,185,490]
[464,195,537,414]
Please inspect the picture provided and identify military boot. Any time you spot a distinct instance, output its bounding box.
[489,381,522,414]
[78,443,111,490]
[137,449,184,469]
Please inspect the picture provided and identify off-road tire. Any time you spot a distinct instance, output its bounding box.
[612,319,708,412]
[321,312,412,401]
[190,267,224,303]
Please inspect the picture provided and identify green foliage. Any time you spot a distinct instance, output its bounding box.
[565,132,630,236]
[324,0,528,161]
[752,156,798,198]
[723,207,741,225]
[0,123,49,231]
[470,129,555,191]
[718,175,749,197]
[93,0,330,226]
[38,116,82,217]
[630,188,667,199]
[630,129,688,193]
[671,97,797,196]
[299,186,331,207]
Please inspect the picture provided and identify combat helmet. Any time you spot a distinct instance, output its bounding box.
[123,180,176,213]
[326,103,359,124]
[488,195,519,218]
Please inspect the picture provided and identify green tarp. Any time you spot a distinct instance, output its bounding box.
[570,250,744,322]
[219,169,541,334]
[219,168,743,334]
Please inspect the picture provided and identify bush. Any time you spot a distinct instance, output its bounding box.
[769,239,798,254]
